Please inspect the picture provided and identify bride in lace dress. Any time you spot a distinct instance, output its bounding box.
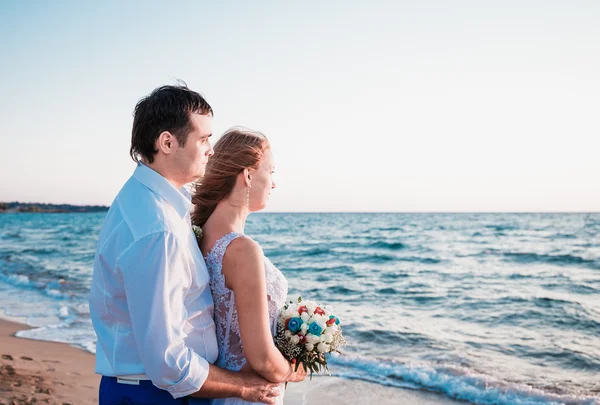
[191,128,307,405]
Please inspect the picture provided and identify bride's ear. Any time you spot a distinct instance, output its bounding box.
[243,168,252,188]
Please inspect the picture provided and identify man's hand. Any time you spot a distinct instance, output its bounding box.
[238,367,281,404]
[287,360,308,383]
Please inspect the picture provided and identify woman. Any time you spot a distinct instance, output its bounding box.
[191,128,306,405]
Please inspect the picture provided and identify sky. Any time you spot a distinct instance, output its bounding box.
[1,1,599,212]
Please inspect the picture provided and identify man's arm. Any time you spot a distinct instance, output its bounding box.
[119,231,209,398]
[190,365,281,405]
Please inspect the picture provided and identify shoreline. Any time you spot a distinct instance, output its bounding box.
[0,317,99,405]
[0,316,465,405]
[284,376,467,405]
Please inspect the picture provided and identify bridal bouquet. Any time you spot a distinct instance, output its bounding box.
[275,297,346,378]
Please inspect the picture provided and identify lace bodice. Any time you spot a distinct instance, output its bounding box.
[204,232,288,371]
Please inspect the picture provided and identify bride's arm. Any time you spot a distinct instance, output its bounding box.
[222,237,306,384]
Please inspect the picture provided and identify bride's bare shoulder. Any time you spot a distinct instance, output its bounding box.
[224,235,262,263]
[222,236,265,290]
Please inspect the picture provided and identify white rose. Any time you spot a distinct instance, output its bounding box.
[317,342,331,353]
[300,312,310,323]
[324,327,335,335]
[305,342,314,351]
[305,334,320,344]
[285,330,292,337]
[300,323,309,335]
[290,335,300,344]
[306,301,317,314]
[320,333,333,343]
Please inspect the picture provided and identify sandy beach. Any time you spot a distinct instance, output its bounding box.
[0,318,99,405]
[0,317,463,405]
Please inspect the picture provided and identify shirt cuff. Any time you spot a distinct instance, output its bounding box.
[165,353,211,399]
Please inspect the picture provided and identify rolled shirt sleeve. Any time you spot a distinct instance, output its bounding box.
[118,231,210,398]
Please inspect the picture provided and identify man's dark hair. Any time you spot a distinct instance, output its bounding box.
[130,83,213,163]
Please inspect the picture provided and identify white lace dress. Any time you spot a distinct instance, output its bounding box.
[204,232,288,405]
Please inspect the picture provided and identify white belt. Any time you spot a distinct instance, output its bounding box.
[115,374,151,385]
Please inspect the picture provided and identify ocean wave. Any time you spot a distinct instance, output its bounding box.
[0,273,31,287]
[349,252,397,263]
[377,287,398,295]
[21,247,60,255]
[0,270,70,300]
[348,328,438,347]
[326,285,361,295]
[485,224,519,232]
[511,252,598,268]
[370,226,403,232]
[553,233,578,239]
[367,241,407,250]
[525,347,600,372]
[508,273,537,280]
[328,356,599,405]
[351,253,441,265]
[1,231,23,240]
[483,250,600,269]
[382,271,410,279]
[540,281,600,296]
[298,247,331,257]
[284,264,355,275]
[457,296,600,334]
[402,256,442,264]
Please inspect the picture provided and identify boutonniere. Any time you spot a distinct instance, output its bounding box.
[191,224,203,243]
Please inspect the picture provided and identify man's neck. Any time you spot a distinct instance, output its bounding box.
[142,161,184,190]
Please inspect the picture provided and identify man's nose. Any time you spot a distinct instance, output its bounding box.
[207,145,214,157]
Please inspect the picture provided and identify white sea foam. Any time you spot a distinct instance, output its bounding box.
[328,355,599,405]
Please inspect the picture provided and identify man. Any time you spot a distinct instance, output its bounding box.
[89,84,281,405]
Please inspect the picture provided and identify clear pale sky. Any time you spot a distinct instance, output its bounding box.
[1,1,599,212]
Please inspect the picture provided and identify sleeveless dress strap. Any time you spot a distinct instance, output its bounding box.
[205,232,244,262]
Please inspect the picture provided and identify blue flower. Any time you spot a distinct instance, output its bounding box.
[287,317,303,333]
[308,322,323,336]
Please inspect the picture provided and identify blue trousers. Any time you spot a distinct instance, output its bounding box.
[100,376,210,405]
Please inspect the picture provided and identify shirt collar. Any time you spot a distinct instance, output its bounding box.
[132,163,192,219]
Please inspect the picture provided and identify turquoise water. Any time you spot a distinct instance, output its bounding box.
[0,212,599,404]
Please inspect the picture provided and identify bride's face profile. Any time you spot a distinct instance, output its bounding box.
[249,149,276,212]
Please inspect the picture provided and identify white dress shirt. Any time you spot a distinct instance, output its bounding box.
[89,163,218,399]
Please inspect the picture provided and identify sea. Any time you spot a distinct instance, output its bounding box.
[0,212,599,405]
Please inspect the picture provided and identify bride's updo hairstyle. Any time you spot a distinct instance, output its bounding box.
[192,127,270,228]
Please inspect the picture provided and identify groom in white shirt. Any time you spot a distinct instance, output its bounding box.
[89,84,281,405]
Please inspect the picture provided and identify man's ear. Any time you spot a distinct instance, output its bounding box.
[156,131,175,155]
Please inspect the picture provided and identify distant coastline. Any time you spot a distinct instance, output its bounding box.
[0,202,109,213]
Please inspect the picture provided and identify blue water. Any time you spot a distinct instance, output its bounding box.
[0,212,599,404]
